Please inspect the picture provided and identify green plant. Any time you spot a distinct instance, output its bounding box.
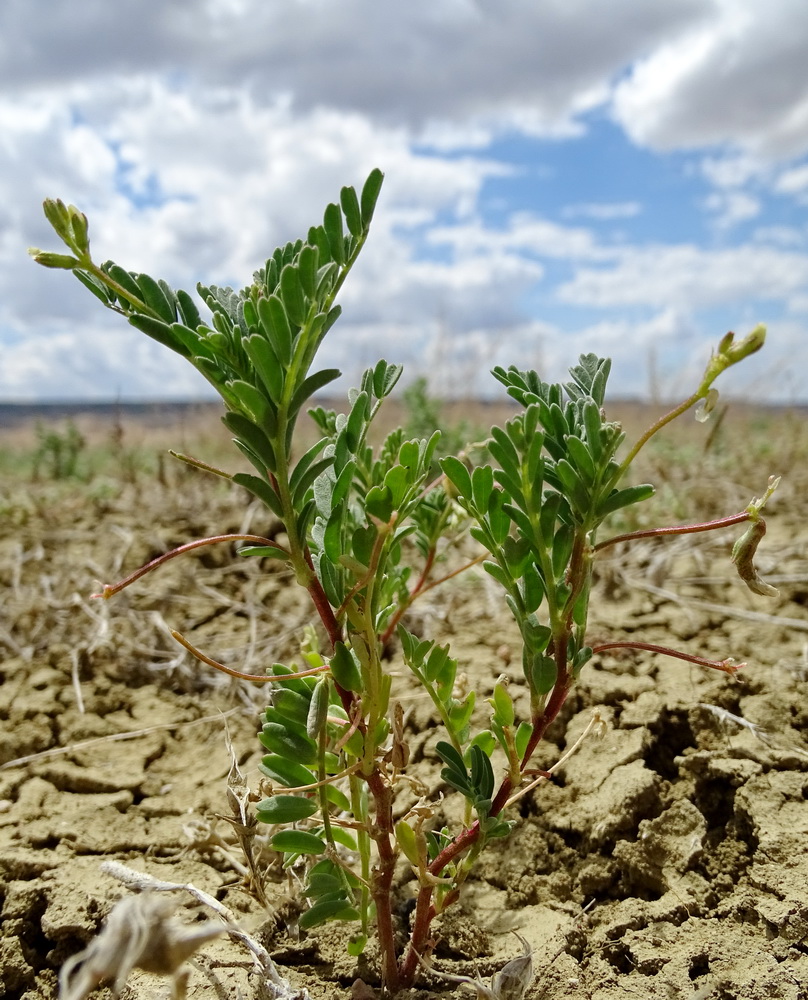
[402,374,480,475]
[32,419,86,480]
[31,174,777,992]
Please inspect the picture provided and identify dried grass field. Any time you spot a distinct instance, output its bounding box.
[1,399,808,999]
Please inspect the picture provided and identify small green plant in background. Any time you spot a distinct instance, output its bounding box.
[32,419,86,480]
[401,375,479,473]
[31,173,778,993]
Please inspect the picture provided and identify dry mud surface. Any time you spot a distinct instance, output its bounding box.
[2,413,808,999]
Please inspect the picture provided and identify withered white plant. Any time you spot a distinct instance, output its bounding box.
[58,892,222,1000]
[61,861,312,1000]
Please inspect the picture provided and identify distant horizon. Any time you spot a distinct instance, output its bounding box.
[2,393,802,418]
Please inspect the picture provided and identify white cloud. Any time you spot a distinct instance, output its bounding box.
[787,294,808,313]
[2,75,549,398]
[699,153,766,189]
[427,213,611,262]
[561,202,642,220]
[702,191,761,229]
[774,163,808,194]
[0,1,705,138]
[558,243,808,310]
[752,225,806,248]
[612,0,808,160]
[0,317,205,401]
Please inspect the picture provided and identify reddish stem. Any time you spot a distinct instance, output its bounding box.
[307,575,343,653]
[92,533,288,599]
[302,548,401,990]
[381,546,436,645]
[365,770,400,992]
[592,640,744,674]
[399,661,573,987]
[170,630,330,682]
[382,552,487,646]
[595,511,751,553]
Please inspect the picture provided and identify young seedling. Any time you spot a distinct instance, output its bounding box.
[32,172,777,992]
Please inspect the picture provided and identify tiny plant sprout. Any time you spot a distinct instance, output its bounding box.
[34,172,778,992]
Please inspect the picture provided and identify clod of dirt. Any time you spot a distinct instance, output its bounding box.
[612,798,706,894]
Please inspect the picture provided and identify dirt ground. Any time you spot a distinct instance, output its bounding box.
[1,405,807,999]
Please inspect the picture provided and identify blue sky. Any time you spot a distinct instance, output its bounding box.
[3,0,808,402]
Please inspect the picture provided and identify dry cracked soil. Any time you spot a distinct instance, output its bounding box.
[1,405,807,999]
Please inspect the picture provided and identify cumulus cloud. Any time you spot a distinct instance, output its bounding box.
[426,214,611,262]
[2,0,808,401]
[774,163,808,196]
[0,0,704,137]
[702,190,761,229]
[611,0,808,160]
[700,153,766,190]
[558,243,808,310]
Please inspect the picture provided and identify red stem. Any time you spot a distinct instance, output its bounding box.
[170,629,330,682]
[595,511,751,553]
[303,549,400,989]
[399,661,573,987]
[307,575,343,653]
[92,533,288,599]
[592,640,744,674]
[382,552,487,646]
[381,546,436,645]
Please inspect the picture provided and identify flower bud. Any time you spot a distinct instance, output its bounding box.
[700,325,767,392]
[723,324,766,363]
[28,248,79,269]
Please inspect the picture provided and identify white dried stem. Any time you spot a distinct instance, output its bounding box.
[0,708,241,771]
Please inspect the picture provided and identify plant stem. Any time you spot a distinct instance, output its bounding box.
[385,552,487,640]
[91,534,288,599]
[594,511,751,552]
[83,259,162,319]
[380,546,436,644]
[349,775,372,946]
[170,630,329,682]
[618,390,703,475]
[168,450,234,479]
[591,640,744,674]
[400,654,574,988]
[364,769,400,992]
[306,573,343,652]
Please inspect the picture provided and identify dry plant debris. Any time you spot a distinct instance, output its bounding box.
[58,892,222,1000]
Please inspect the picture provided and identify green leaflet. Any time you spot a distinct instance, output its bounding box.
[232,473,284,518]
[298,898,360,929]
[259,722,319,764]
[135,272,176,323]
[271,830,326,855]
[257,795,319,824]
[258,755,315,788]
[340,184,362,237]
[323,202,345,265]
[360,167,384,226]
[330,642,363,693]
